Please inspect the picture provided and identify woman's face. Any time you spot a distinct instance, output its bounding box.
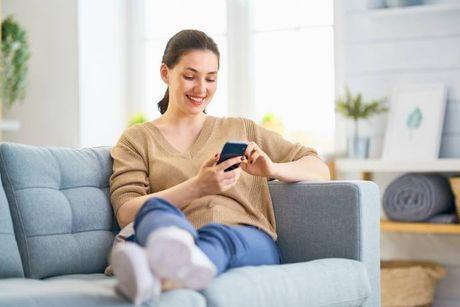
[161,49,219,116]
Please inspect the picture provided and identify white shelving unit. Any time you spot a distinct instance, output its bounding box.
[367,3,460,18]
[334,158,460,235]
[335,159,460,173]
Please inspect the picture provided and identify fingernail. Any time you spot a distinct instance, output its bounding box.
[250,160,253,164]
[241,156,245,161]
[214,153,218,158]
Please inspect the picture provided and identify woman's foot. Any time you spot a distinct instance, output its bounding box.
[111,242,161,305]
[146,226,217,290]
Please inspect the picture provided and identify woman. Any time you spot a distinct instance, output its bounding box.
[110,29,330,304]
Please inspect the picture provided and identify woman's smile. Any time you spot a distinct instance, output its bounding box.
[186,95,206,106]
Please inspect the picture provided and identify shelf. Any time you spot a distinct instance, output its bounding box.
[366,3,460,18]
[381,220,460,234]
[335,159,460,173]
[1,120,21,132]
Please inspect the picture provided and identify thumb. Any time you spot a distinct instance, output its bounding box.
[203,153,219,168]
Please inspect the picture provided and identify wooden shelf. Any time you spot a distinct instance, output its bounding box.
[366,3,460,18]
[381,220,460,235]
[335,159,460,173]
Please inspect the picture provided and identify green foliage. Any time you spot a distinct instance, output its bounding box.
[1,16,30,111]
[262,112,276,123]
[128,112,148,127]
[335,86,387,122]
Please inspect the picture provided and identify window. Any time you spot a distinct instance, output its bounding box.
[251,0,335,154]
[143,0,228,117]
[141,0,334,153]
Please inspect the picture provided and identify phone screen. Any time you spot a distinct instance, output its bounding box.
[217,141,248,172]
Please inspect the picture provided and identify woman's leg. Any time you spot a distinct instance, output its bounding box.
[133,197,198,245]
[133,197,216,290]
[196,224,281,275]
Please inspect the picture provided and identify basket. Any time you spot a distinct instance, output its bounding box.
[381,260,446,307]
[449,177,460,221]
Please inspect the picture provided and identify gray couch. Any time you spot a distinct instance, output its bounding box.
[0,143,380,307]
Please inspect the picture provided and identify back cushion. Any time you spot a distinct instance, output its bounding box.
[0,174,24,278]
[0,143,118,278]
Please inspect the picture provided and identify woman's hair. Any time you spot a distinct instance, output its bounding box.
[157,29,220,114]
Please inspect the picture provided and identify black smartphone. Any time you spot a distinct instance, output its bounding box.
[217,141,249,172]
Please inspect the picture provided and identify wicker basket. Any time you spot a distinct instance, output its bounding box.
[449,177,460,221]
[381,260,446,307]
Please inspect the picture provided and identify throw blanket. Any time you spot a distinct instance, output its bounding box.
[383,174,455,222]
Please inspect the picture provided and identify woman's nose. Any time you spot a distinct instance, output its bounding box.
[194,80,207,95]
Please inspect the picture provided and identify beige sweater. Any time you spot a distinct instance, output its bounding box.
[110,116,317,240]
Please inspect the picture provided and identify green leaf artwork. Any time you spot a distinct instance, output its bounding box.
[406,106,423,131]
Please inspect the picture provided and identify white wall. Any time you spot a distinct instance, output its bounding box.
[78,0,128,147]
[2,0,80,147]
[2,0,129,148]
[335,0,460,306]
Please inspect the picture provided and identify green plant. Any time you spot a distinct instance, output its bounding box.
[1,16,30,111]
[128,112,148,127]
[335,86,387,139]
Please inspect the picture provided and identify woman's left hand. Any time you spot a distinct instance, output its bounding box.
[240,142,275,178]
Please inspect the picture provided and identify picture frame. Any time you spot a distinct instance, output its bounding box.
[382,83,447,161]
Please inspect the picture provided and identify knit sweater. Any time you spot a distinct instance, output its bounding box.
[110,116,317,240]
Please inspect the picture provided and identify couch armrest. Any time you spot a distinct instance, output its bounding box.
[268,180,380,307]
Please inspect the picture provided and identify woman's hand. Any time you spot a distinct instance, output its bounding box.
[240,142,275,178]
[194,154,243,197]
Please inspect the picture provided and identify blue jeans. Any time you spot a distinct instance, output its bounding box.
[133,197,281,275]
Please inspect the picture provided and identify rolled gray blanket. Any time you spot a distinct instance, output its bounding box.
[383,174,455,222]
[428,214,458,224]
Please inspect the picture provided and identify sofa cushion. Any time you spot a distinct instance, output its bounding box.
[201,258,371,307]
[0,173,24,278]
[0,143,118,278]
[0,274,206,307]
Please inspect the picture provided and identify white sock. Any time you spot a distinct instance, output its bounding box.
[111,242,161,305]
[146,226,217,290]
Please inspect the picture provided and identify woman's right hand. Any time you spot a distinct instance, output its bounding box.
[194,154,243,197]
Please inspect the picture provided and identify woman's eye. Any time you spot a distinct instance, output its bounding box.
[206,79,216,83]
[183,76,194,80]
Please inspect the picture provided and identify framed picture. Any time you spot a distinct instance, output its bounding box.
[382,83,447,161]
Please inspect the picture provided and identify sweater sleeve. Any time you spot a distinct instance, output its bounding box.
[109,127,150,220]
[243,118,318,163]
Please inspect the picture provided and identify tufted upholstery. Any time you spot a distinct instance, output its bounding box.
[0,173,24,278]
[0,143,118,279]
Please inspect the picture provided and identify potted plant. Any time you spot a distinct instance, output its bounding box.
[1,16,30,112]
[335,86,387,158]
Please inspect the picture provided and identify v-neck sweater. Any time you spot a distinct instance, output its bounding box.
[110,116,317,240]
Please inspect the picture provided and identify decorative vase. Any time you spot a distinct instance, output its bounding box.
[347,137,370,159]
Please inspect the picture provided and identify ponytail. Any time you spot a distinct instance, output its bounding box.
[157,88,169,114]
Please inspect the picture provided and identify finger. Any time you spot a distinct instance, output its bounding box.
[222,167,241,180]
[203,153,220,167]
[249,152,260,164]
[216,156,244,172]
[220,177,239,189]
[244,142,256,159]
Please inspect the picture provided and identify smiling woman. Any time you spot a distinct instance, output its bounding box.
[108,29,330,304]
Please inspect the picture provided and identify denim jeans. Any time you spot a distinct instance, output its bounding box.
[133,197,281,275]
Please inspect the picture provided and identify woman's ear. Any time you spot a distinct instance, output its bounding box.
[160,63,169,84]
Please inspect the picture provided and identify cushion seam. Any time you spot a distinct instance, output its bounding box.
[27,229,112,238]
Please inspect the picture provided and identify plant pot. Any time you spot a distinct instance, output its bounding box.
[347,137,370,159]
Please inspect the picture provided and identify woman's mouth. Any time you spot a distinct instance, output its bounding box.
[186,95,206,106]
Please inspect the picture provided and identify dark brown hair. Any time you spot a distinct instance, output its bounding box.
[157,29,220,114]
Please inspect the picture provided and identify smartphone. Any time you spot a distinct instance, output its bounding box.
[217,141,249,172]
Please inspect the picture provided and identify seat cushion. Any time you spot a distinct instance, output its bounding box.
[0,143,118,278]
[201,258,371,307]
[0,274,206,307]
[0,173,24,278]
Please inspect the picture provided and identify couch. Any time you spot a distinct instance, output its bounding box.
[0,143,380,307]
